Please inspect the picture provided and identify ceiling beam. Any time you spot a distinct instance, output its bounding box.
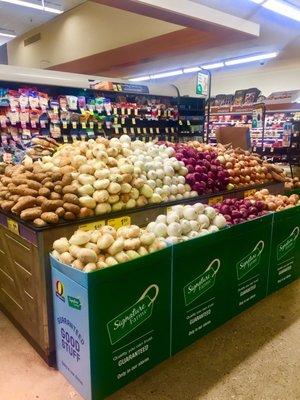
[94,0,260,37]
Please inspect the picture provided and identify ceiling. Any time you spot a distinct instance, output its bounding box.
[2,0,300,78]
[0,0,84,46]
[115,0,300,77]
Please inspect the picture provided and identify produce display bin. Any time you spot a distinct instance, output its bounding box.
[51,247,172,400]
[268,206,300,294]
[0,181,283,364]
[171,228,231,354]
[226,214,273,317]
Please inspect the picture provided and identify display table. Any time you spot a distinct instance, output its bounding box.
[0,181,284,364]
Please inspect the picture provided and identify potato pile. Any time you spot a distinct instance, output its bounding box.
[0,161,80,226]
[26,136,59,160]
[247,189,300,211]
[52,224,167,272]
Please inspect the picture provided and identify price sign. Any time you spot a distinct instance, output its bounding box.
[72,121,77,129]
[244,189,257,198]
[208,196,223,205]
[149,127,154,134]
[143,128,147,134]
[132,118,136,125]
[137,127,141,134]
[7,218,19,235]
[121,117,125,125]
[79,220,105,231]
[108,216,131,229]
[127,108,131,115]
[81,122,86,129]
[63,135,68,143]
[89,122,94,129]
[156,127,160,134]
[113,108,118,115]
[62,121,68,129]
[123,128,128,134]
[121,108,125,115]
[114,117,118,124]
[130,127,135,135]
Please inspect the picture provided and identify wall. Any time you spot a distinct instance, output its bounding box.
[147,59,300,97]
[7,1,181,69]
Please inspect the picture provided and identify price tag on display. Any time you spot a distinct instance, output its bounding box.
[115,127,119,135]
[63,135,68,143]
[244,189,257,198]
[71,134,78,142]
[113,108,118,115]
[121,117,125,125]
[72,121,77,129]
[134,109,138,116]
[62,121,67,129]
[81,122,86,129]
[108,216,131,229]
[127,108,131,115]
[79,220,105,231]
[179,120,183,126]
[132,118,136,125]
[143,128,147,134]
[130,127,135,135]
[149,127,154,134]
[156,128,160,134]
[187,120,191,126]
[89,122,94,129]
[165,128,169,134]
[171,127,175,134]
[114,117,118,124]
[7,218,19,236]
[123,128,128,134]
[208,196,223,205]
[121,108,125,115]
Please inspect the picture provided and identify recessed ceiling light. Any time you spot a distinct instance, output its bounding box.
[0,32,16,38]
[150,70,183,79]
[201,62,225,70]
[129,76,150,82]
[225,52,278,66]
[183,66,201,73]
[0,0,63,14]
[250,0,300,22]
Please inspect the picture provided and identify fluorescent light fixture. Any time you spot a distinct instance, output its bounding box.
[263,0,300,22]
[150,69,183,79]
[183,66,201,73]
[0,32,16,38]
[225,52,278,66]
[129,76,150,82]
[0,0,63,14]
[201,62,224,70]
[251,0,300,22]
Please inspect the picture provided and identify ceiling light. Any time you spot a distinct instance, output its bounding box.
[129,76,150,82]
[250,0,300,22]
[150,70,183,79]
[0,0,63,14]
[225,52,278,66]
[201,62,224,70]
[0,32,16,38]
[183,66,201,73]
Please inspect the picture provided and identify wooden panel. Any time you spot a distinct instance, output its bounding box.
[49,27,250,77]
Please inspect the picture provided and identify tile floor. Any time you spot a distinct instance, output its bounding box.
[0,280,300,400]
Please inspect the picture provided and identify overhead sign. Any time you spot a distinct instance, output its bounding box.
[196,72,209,96]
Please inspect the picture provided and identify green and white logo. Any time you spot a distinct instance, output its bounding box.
[277,227,299,261]
[184,259,220,306]
[107,284,159,345]
[236,240,264,280]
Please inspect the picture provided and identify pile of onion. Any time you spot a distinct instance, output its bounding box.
[214,198,268,225]
[246,189,300,211]
[168,143,230,195]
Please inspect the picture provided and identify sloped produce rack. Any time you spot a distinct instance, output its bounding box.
[51,204,300,400]
[0,181,283,364]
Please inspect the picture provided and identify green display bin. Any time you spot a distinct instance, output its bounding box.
[171,228,231,355]
[268,206,300,294]
[51,247,172,400]
[226,214,273,317]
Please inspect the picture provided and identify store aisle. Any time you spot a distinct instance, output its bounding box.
[1,280,300,400]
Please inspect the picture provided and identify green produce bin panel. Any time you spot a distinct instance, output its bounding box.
[226,214,273,317]
[51,247,172,400]
[268,207,300,294]
[171,229,231,355]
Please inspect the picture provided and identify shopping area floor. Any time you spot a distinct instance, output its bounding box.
[1,280,300,400]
